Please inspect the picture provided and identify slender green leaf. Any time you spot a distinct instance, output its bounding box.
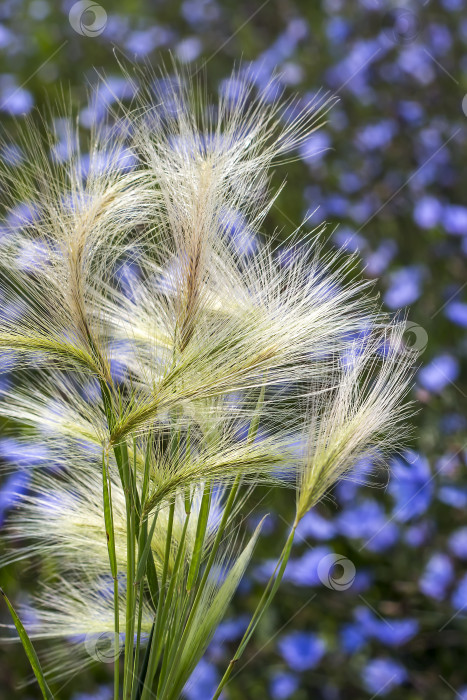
[102,451,117,579]
[135,622,154,700]
[140,501,175,700]
[0,588,54,700]
[140,431,152,507]
[101,449,120,700]
[186,483,211,592]
[165,519,265,700]
[135,511,158,583]
[212,525,295,700]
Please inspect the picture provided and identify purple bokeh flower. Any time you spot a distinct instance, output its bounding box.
[270,671,299,700]
[419,553,454,601]
[278,631,326,672]
[362,658,407,695]
[444,301,467,327]
[417,354,460,393]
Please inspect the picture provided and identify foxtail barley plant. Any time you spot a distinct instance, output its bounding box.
[0,67,415,699]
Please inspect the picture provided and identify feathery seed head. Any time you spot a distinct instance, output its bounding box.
[0,66,416,687]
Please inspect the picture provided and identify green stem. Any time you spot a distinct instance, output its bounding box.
[102,449,120,700]
[130,581,144,700]
[140,500,175,700]
[186,482,211,592]
[123,445,137,700]
[176,473,241,655]
[212,524,297,700]
[156,513,191,697]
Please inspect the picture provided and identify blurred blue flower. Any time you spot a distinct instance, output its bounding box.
[325,193,349,217]
[16,239,50,273]
[419,553,454,601]
[438,486,467,509]
[183,658,219,700]
[114,260,141,301]
[398,100,423,125]
[299,132,331,166]
[270,671,299,700]
[1,143,23,166]
[448,528,467,559]
[452,573,467,612]
[325,16,350,43]
[0,470,30,526]
[404,520,432,547]
[354,607,418,646]
[389,452,433,522]
[413,195,443,229]
[0,24,15,50]
[417,354,460,393]
[398,46,435,84]
[445,301,467,327]
[80,78,135,128]
[176,37,202,63]
[348,194,377,224]
[181,0,220,27]
[7,201,37,229]
[219,208,257,256]
[443,204,467,235]
[441,0,463,9]
[294,511,336,541]
[336,499,398,552]
[279,62,304,86]
[284,17,308,42]
[0,438,49,466]
[428,23,452,54]
[357,120,396,151]
[212,615,249,644]
[338,172,363,193]
[278,631,325,672]
[334,456,374,504]
[340,623,367,653]
[351,570,374,594]
[108,341,134,384]
[219,77,246,103]
[364,240,397,276]
[325,39,381,98]
[333,228,365,254]
[125,26,173,57]
[281,546,332,587]
[440,413,467,434]
[362,658,407,695]
[436,452,462,477]
[384,266,424,309]
[0,83,33,115]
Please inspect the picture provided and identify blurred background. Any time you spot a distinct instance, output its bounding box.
[0,0,466,698]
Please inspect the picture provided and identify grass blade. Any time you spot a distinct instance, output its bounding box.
[186,482,211,592]
[0,588,54,700]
